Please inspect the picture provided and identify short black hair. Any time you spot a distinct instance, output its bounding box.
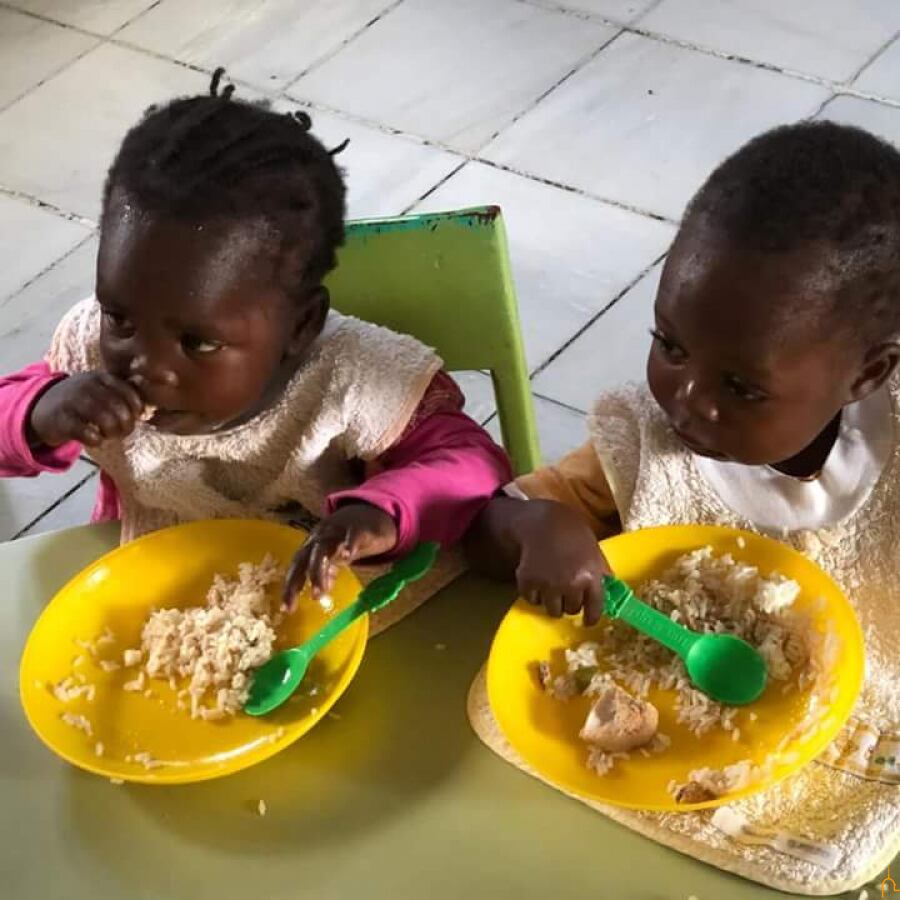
[685,120,900,341]
[102,68,347,299]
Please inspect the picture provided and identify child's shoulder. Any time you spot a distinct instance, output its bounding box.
[589,380,659,425]
[317,310,442,387]
[47,297,101,374]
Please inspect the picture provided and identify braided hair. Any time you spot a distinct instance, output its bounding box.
[102,68,348,299]
[685,121,900,342]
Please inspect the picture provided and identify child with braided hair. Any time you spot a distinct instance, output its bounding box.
[0,69,510,612]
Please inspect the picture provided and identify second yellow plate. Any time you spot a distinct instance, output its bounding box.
[486,525,864,811]
[19,519,367,784]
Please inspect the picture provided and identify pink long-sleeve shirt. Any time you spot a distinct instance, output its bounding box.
[0,362,510,555]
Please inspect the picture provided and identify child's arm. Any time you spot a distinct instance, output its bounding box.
[1,361,144,477]
[0,361,82,476]
[465,443,619,625]
[283,374,511,606]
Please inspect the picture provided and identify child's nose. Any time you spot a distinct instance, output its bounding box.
[129,353,178,389]
[677,377,720,424]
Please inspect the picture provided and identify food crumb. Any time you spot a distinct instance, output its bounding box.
[73,655,85,667]
[61,712,93,736]
[94,742,105,757]
[258,799,267,817]
[736,537,747,549]
[328,711,342,721]
[123,671,146,692]
[99,660,120,672]
[123,648,142,667]
[109,778,124,785]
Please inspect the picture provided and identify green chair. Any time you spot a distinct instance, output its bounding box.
[324,206,540,475]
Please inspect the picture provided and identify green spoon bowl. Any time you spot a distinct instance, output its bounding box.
[245,542,440,716]
[603,576,767,706]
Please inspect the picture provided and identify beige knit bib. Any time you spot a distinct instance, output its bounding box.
[46,298,463,633]
[48,298,442,543]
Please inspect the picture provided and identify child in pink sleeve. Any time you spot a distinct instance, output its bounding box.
[0,69,510,604]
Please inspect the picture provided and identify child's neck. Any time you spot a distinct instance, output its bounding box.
[771,414,842,479]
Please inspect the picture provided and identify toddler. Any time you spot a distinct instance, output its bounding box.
[0,70,510,608]
[470,121,900,893]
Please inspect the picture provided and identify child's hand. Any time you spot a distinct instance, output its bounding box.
[283,503,398,610]
[467,497,612,626]
[28,372,144,448]
[514,500,612,626]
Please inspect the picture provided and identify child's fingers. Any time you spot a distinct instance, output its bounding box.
[563,589,583,616]
[283,545,313,610]
[543,591,564,618]
[582,580,605,627]
[308,539,339,599]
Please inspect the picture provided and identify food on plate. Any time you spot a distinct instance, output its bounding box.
[129,556,284,720]
[534,547,838,792]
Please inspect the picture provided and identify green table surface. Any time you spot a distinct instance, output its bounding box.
[1,524,882,900]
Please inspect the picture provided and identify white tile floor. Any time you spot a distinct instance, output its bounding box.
[2,0,900,539]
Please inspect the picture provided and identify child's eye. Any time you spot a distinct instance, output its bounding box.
[102,309,133,333]
[181,334,223,355]
[724,374,766,402]
[650,329,686,363]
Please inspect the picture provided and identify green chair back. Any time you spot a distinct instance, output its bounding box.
[325,206,540,475]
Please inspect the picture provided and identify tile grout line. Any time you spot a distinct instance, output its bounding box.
[284,94,678,223]
[4,3,900,235]
[7,0,900,110]
[0,183,97,229]
[845,29,900,89]
[12,469,97,540]
[0,35,101,118]
[401,159,469,214]
[468,27,628,157]
[0,231,95,310]
[528,248,667,380]
[282,0,407,93]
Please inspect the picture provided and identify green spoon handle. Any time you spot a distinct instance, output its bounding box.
[603,576,699,660]
[300,542,440,660]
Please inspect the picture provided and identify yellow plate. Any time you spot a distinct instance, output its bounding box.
[19,519,367,784]
[486,525,865,811]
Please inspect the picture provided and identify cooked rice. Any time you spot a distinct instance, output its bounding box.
[137,556,283,720]
[95,742,105,757]
[257,799,267,817]
[61,712,93,736]
[53,676,96,703]
[538,546,837,791]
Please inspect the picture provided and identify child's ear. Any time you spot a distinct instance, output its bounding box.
[850,340,900,400]
[287,287,330,355]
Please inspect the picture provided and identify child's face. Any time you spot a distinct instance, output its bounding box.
[96,196,323,435]
[647,225,869,467]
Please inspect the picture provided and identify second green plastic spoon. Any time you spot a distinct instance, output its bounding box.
[603,575,768,706]
[244,542,440,716]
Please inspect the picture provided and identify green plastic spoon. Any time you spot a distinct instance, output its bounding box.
[603,575,768,706]
[244,542,440,717]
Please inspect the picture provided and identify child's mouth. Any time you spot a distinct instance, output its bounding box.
[673,426,728,460]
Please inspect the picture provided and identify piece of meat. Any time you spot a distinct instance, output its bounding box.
[674,781,717,804]
[579,683,659,753]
